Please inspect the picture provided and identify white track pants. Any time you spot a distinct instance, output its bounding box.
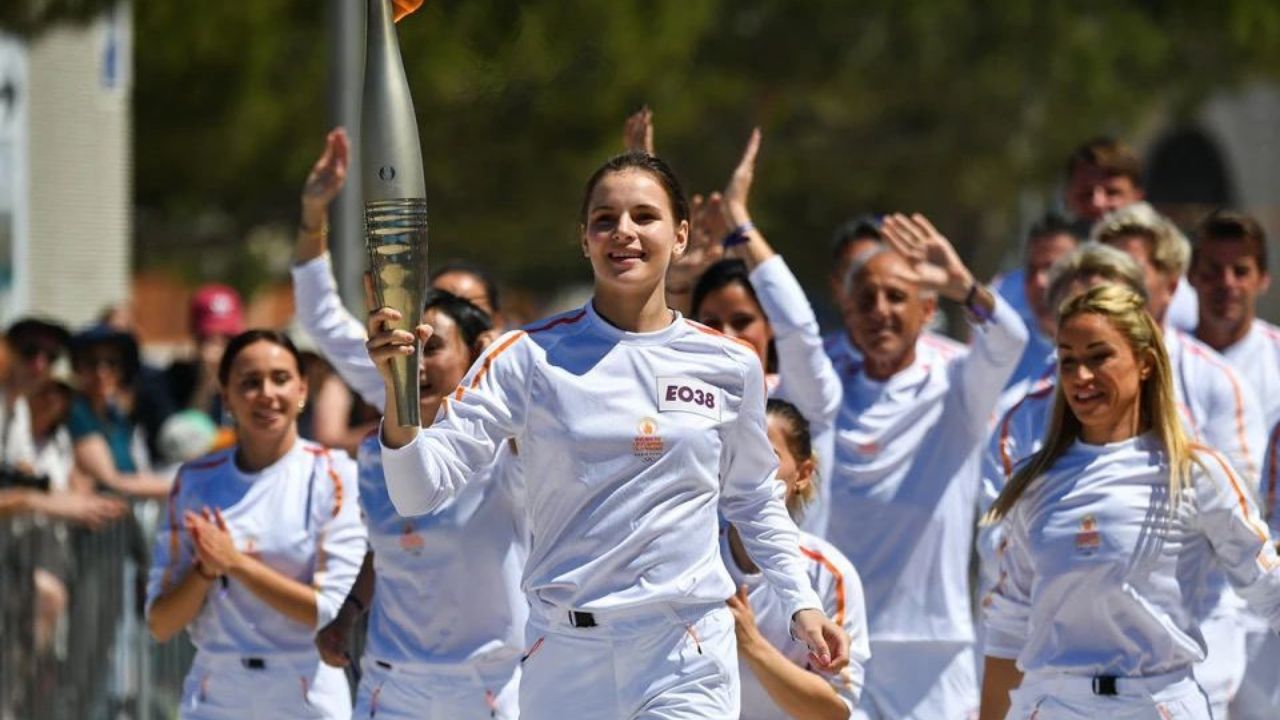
[352,656,520,719]
[852,640,977,720]
[1005,670,1211,719]
[1228,625,1280,720]
[1190,609,1245,718]
[178,652,351,720]
[518,602,738,720]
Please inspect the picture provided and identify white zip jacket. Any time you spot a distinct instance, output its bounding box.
[724,529,871,719]
[146,440,366,655]
[984,436,1280,676]
[751,256,842,537]
[380,302,823,619]
[825,296,1027,644]
[291,253,387,410]
[358,432,528,667]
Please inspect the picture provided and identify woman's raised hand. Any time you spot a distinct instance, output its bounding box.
[880,213,974,302]
[722,127,761,228]
[296,128,350,262]
[623,106,655,155]
[301,127,350,216]
[666,193,726,301]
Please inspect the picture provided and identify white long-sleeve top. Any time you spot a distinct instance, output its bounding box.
[825,296,1027,644]
[751,256,842,538]
[1219,319,1280,431]
[724,529,871,719]
[984,435,1280,676]
[358,432,528,666]
[146,440,366,656]
[380,302,823,619]
[291,253,387,410]
[978,328,1266,613]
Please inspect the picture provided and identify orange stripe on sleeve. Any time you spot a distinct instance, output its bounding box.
[1196,445,1269,542]
[799,545,845,626]
[1187,339,1256,478]
[685,319,758,356]
[456,331,526,400]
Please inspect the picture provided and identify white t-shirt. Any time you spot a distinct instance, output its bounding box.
[381,302,822,619]
[724,529,870,719]
[146,440,367,656]
[358,432,528,666]
[984,436,1280,676]
[825,296,1027,644]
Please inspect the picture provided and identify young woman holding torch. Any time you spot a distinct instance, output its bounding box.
[365,151,849,719]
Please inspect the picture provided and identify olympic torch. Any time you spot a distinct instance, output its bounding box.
[363,0,427,427]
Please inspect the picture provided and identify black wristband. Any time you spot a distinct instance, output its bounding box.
[963,282,994,323]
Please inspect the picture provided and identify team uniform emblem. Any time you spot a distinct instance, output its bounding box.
[399,521,425,555]
[633,417,665,462]
[1075,514,1101,554]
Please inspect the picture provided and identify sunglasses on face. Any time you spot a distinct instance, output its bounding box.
[16,343,62,362]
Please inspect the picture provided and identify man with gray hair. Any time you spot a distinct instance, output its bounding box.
[825,214,1027,719]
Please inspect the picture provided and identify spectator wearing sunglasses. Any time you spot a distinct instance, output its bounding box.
[68,325,171,499]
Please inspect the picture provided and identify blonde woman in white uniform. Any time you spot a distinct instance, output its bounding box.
[366,151,848,719]
[981,285,1280,719]
[147,330,366,720]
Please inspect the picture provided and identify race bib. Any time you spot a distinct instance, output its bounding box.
[657,377,722,421]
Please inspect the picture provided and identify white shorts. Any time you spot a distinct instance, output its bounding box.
[1228,625,1280,720]
[853,640,977,720]
[1006,669,1211,720]
[179,652,351,720]
[352,655,520,720]
[1191,609,1245,718]
[518,602,738,720]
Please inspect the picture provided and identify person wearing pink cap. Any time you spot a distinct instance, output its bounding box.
[165,284,247,425]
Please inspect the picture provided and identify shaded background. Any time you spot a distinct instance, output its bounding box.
[6,0,1280,339]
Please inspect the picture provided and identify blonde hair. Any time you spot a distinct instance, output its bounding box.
[1045,242,1147,311]
[1091,201,1191,277]
[987,284,1196,521]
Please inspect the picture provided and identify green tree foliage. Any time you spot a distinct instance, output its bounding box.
[1,0,120,37]
[131,0,1280,307]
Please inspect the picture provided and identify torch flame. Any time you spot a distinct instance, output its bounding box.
[393,0,424,23]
